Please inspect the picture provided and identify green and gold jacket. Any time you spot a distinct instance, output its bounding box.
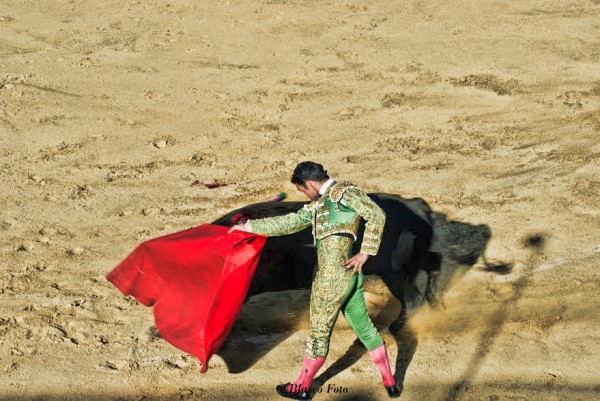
[249,181,386,255]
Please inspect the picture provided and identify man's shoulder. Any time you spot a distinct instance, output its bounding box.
[329,181,360,202]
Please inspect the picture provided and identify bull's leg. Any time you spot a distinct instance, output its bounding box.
[389,299,408,335]
[423,252,444,310]
[404,278,426,310]
[388,279,427,333]
[381,271,413,334]
[424,270,442,309]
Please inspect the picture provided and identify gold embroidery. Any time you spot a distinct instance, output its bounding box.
[306,235,354,357]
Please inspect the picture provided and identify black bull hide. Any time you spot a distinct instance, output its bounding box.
[212,193,443,332]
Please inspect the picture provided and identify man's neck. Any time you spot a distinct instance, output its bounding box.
[318,178,335,195]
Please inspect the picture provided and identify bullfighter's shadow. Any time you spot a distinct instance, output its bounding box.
[216,209,506,386]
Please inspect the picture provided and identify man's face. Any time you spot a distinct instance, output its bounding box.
[295,182,319,201]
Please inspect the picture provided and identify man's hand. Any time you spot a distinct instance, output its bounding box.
[344,252,369,274]
[228,222,251,233]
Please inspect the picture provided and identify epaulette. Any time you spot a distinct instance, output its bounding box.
[329,181,358,203]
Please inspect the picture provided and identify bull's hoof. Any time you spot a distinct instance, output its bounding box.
[424,293,445,310]
[385,383,402,398]
[276,383,311,400]
[433,299,446,311]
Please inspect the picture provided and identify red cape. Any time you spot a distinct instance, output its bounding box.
[106,224,267,373]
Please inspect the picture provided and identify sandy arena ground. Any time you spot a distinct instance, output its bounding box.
[1,1,599,400]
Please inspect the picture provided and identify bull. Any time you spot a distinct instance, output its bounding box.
[212,193,443,333]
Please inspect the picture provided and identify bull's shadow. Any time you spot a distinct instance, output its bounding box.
[214,197,503,386]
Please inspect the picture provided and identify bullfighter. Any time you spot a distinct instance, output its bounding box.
[230,161,400,399]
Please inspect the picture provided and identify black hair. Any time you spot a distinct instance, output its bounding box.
[291,161,329,186]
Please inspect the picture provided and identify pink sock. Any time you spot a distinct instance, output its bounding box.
[368,343,396,387]
[285,353,326,393]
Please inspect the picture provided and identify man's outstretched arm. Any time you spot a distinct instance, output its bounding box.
[229,205,313,236]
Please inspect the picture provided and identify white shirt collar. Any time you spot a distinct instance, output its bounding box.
[319,178,335,195]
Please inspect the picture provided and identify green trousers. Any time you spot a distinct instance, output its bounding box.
[307,235,384,358]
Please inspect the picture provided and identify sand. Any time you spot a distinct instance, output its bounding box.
[1,0,599,400]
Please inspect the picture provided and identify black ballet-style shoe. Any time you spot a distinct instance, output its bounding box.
[276,383,311,400]
[385,383,401,398]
